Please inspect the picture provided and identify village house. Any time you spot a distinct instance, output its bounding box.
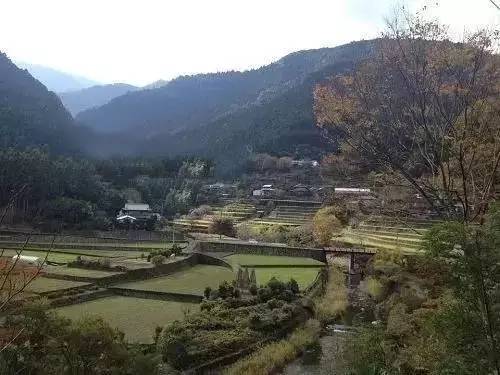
[116,203,157,224]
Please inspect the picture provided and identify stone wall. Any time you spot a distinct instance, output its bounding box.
[109,287,203,303]
[196,240,327,263]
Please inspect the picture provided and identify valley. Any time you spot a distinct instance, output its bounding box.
[0,4,498,374]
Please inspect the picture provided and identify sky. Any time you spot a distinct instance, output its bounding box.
[1,0,498,86]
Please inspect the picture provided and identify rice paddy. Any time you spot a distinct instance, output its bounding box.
[116,264,235,296]
[54,296,198,343]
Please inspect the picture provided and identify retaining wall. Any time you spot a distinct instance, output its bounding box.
[109,287,203,303]
[195,240,327,263]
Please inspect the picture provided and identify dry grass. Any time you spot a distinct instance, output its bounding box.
[362,276,387,302]
[315,266,348,323]
[224,319,321,375]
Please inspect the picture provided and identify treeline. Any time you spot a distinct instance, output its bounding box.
[0,148,214,230]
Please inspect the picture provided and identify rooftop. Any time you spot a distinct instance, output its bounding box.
[124,203,151,211]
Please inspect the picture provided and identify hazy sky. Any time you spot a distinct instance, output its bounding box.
[1,0,498,86]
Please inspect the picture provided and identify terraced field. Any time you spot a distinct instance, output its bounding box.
[251,267,322,289]
[225,254,324,290]
[174,203,256,233]
[54,296,198,343]
[26,277,90,294]
[44,266,123,279]
[0,237,178,265]
[225,254,324,267]
[338,216,441,254]
[0,249,97,263]
[248,204,320,228]
[116,264,235,296]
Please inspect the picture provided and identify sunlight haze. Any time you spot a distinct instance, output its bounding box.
[1,0,498,85]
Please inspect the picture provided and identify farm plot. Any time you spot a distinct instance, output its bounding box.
[173,203,256,233]
[248,204,320,228]
[117,265,234,296]
[26,277,90,294]
[337,216,439,254]
[251,267,322,289]
[0,249,95,263]
[225,254,324,267]
[0,248,148,263]
[54,296,198,343]
[44,266,123,279]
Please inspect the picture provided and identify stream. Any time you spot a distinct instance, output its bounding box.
[281,325,353,375]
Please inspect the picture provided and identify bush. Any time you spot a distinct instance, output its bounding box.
[316,267,348,323]
[67,257,125,272]
[249,284,258,296]
[286,224,314,247]
[187,205,212,219]
[224,319,321,375]
[171,243,182,255]
[363,277,387,302]
[287,279,300,294]
[204,287,212,299]
[209,216,236,237]
[151,255,167,266]
[312,206,343,247]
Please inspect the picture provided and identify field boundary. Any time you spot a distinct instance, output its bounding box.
[194,240,327,263]
[109,287,203,303]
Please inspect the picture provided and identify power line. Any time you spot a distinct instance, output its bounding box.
[489,0,500,10]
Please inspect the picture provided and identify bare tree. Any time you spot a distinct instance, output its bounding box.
[315,12,500,223]
[314,10,500,372]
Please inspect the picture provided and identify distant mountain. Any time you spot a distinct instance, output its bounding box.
[77,40,376,173]
[143,80,169,90]
[0,52,80,153]
[59,83,138,115]
[16,62,99,92]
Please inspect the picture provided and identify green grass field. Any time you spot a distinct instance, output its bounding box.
[1,248,148,263]
[54,296,198,343]
[251,267,322,289]
[225,254,324,267]
[1,249,95,263]
[117,265,234,296]
[44,266,123,279]
[26,277,90,293]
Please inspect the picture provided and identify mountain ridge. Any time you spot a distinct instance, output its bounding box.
[59,83,139,115]
[0,53,80,153]
[76,40,376,173]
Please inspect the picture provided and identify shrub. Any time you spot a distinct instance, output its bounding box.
[249,284,258,296]
[312,206,343,247]
[224,319,321,375]
[316,267,348,323]
[204,287,212,299]
[98,258,111,268]
[363,277,387,302]
[171,243,182,255]
[286,224,314,247]
[209,216,236,238]
[187,205,212,219]
[287,279,300,295]
[151,255,167,266]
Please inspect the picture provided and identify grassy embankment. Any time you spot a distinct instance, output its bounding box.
[224,266,348,375]
[116,264,235,296]
[54,296,198,343]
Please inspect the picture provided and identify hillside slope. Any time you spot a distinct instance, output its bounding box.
[77,40,374,136]
[0,53,79,153]
[16,62,99,92]
[59,83,138,115]
[77,40,376,172]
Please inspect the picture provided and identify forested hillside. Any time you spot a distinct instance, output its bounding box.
[59,83,138,115]
[0,53,80,153]
[16,62,99,92]
[77,40,375,172]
